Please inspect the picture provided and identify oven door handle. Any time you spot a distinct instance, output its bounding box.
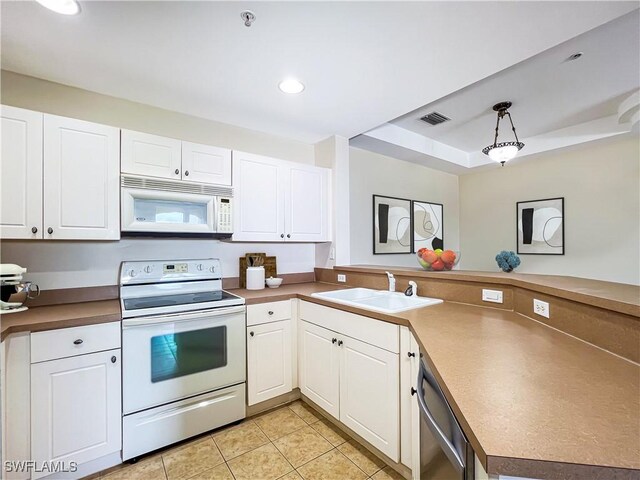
[417,361,465,473]
[122,305,245,327]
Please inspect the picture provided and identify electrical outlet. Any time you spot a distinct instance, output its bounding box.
[533,299,550,318]
[337,274,346,283]
[329,247,335,260]
[482,289,503,303]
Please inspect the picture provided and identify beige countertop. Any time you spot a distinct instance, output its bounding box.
[235,283,640,479]
[338,265,640,317]
[0,299,121,341]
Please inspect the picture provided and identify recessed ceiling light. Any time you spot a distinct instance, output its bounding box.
[278,79,305,94]
[36,0,80,15]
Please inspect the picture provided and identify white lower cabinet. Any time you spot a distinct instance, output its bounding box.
[30,324,122,480]
[298,301,400,462]
[247,320,292,405]
[339,334,399,458]
[299,321,341,418]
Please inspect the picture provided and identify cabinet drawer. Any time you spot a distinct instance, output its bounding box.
[31,322,121,363]
[247,300,291,326]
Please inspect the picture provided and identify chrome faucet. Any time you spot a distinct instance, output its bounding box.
[385,271,396,292]
[405,281,418,297]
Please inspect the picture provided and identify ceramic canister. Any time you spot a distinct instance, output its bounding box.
[246,266,266,290]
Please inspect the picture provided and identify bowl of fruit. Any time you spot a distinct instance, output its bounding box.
[416,248,460,271]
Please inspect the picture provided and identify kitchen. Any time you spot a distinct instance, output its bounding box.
[0,2,639,480]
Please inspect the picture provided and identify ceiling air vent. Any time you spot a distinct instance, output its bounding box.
[420,111,450,126]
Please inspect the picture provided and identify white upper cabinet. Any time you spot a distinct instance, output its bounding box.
[122,130,232,186]
[44,115,120,240]
[0,106,43,239]
[233,151,285,241]
[285,164,329,242]
[233,151,331,242]
[182,141,232,185]
[121,130,182,180]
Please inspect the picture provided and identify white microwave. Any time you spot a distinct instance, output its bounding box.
[121,175,233,237]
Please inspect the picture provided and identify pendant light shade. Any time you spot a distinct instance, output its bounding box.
[482,102,524,166]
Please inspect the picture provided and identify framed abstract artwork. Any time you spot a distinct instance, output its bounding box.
[411,200,444,252]
[517,197,564,255]
[373,195,412,254]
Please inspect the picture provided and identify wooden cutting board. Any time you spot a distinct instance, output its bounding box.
[239,253,277,288]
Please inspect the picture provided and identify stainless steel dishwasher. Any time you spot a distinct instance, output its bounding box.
[417,358,474,480]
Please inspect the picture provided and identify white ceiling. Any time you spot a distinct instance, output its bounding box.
[389,10,640,152]
[1,1,637,144]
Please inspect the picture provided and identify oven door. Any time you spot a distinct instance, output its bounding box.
[122,306,245,415]
[121,187,216,234]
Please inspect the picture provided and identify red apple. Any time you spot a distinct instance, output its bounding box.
[423,250,438,264]
[431,259,445,271]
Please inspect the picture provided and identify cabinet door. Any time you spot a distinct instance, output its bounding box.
[0,106,43,239]
[247,320,292,405]
[339,335,400,461]
[284,164,330,242]
[121,129,182,179]
[43,115,120,240]
[182,141,231,185]
[299,321,340,419]
[31,349,122,479]
[232,152,285,241]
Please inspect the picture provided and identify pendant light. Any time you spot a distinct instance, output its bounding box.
[482,101,524,166]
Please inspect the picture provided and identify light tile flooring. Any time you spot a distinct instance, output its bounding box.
[95,401,404,480]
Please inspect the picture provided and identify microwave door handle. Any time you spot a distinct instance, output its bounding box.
[123,305,245,327]
[417,363,465,473]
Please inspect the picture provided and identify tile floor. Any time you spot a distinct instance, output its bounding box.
[95,401,405,480]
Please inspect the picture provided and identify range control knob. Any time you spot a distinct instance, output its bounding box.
[129,269,137,277]
[144,265,153,274]
[197,264,204,271]
[209,266,216,273]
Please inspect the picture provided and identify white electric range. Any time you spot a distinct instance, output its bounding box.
[120,259,246,460]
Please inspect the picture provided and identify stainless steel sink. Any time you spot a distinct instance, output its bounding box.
[311,288,443,314]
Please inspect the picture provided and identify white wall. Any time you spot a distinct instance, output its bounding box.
[0,239,314,290]
[459,136,640,285]
[0,71,317,288]
[348,147,460,267]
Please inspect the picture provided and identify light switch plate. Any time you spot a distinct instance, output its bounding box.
[533,299,550,318]
[337,274,346,283]
[482,289,503,303]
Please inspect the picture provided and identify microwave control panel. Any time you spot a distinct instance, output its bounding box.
[217,197,233,233]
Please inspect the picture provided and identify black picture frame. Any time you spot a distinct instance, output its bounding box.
[410,200,444,253]
[516,197,565,255]
[372,194,413,255]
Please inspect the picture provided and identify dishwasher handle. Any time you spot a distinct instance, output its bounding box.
[417,361,465,473]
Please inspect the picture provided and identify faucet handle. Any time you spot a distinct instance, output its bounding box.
[406,281,418,297]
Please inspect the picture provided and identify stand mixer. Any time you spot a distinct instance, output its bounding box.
[0,264,40,314]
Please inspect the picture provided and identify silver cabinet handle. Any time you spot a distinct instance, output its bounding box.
[184,170,189,176]
[175,169,180,175]
[73,339,83,345]
[47,227,53,234]
[111,356,117,363]
[416,363,465,472]
[32,226,38,234]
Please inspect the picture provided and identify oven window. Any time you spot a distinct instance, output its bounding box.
[134,198,208,225]
[150,326,227,382]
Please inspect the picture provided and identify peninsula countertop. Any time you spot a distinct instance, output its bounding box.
[234,283,640,479]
